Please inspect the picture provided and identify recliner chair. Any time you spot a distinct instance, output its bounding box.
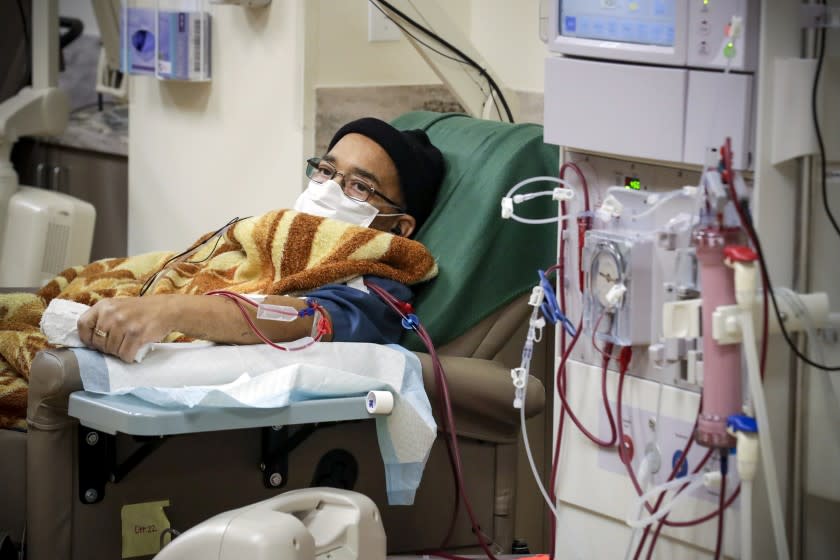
[2,112,560,559]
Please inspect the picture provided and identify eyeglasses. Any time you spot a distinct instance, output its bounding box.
[305,157,406,212]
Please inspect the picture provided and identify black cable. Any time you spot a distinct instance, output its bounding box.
[368,0,501,120]
[139,216,246,296]
[722,146,840,372]
[746,206,840,371]
[59,17,84,50]
[376,0,509,122]
[15,0,31,83]
[371,0,514,123]
[811,12,838,238]
[369,5,502,121]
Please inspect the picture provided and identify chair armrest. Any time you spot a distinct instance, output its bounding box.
[26,348,546,443]
[414,353,545,443]
[27,349,83,430]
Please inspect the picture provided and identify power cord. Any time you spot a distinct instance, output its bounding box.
[811,1,838,238]
[721,140,840,371]
[370,0,515,123]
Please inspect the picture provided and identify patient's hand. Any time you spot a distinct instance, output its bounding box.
[77,296,176,362]
[77,293,324,362]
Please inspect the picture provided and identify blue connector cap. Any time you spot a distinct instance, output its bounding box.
[727,414,758,434]
[401,313,420,330]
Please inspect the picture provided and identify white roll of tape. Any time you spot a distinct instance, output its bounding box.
[366,391,394,415]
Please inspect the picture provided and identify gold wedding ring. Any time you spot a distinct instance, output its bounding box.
[93,328,108,338]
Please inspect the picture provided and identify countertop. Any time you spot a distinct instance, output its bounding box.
[39,103,129,158]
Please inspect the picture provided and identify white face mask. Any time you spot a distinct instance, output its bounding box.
[294,179,380,227]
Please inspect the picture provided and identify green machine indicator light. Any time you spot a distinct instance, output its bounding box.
[624,177,642,191]
[724,41,736,58]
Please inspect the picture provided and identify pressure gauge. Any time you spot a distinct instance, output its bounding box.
[583,231,654,347]
[589,241,626,309]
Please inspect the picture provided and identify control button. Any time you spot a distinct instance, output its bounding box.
[699,40,708,54]
[698,20,710,35]
[672,449,689,478]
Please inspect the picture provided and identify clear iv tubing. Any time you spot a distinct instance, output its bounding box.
[625,473,707,529]
[519,304,560,520]
[613,356,719,555]
[604,186,698,222]
[520,405,559,516]
[740,311,791,560]
[623,384,665,560]
[509,209,575,225]
[504,176,576,224]
[623,456,655,560]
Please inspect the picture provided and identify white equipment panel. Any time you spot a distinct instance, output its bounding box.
[554,361,739,558]
[556,151,703,387]
[544,57,753,169]
[544,57,686,163]
[547,0,759,71]
[683,70,753,167]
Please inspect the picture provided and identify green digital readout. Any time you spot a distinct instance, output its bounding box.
[624,177,642,191]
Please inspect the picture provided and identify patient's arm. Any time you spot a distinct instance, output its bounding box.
[77,294,333,362]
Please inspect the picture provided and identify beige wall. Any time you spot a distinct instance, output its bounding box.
[469,0,546,93]
[129,1,311,253]
[315,0,545,91]
[129,0,546,253]
[314,0,454,86]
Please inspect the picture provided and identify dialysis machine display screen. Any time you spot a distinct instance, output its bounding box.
[560,0,676,47]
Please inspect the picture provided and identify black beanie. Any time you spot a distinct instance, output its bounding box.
[328,117,445,233]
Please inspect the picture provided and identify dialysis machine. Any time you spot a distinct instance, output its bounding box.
[541,0,820,558]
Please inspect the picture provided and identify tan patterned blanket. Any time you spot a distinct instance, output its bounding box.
[0,209,438,429]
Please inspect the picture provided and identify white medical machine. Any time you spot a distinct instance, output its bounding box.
[153,488,386,560]
[546,0,758,169]
[0,0,95,287]
[541,1,834,558]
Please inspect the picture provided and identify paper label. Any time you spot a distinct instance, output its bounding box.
[121,500,171,558]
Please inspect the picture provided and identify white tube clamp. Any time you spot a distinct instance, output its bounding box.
[501,197,514,219]
[552,187,574,201]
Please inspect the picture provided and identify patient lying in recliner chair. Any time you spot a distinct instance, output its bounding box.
[1,111,558,559]
[78,118,445,363]
[0,117,445,428]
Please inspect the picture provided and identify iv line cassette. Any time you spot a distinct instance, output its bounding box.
[583,230,655,347]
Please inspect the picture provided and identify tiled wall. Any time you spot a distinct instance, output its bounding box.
[315,86,544,155]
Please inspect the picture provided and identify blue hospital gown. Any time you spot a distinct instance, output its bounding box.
[305,276,413,343]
